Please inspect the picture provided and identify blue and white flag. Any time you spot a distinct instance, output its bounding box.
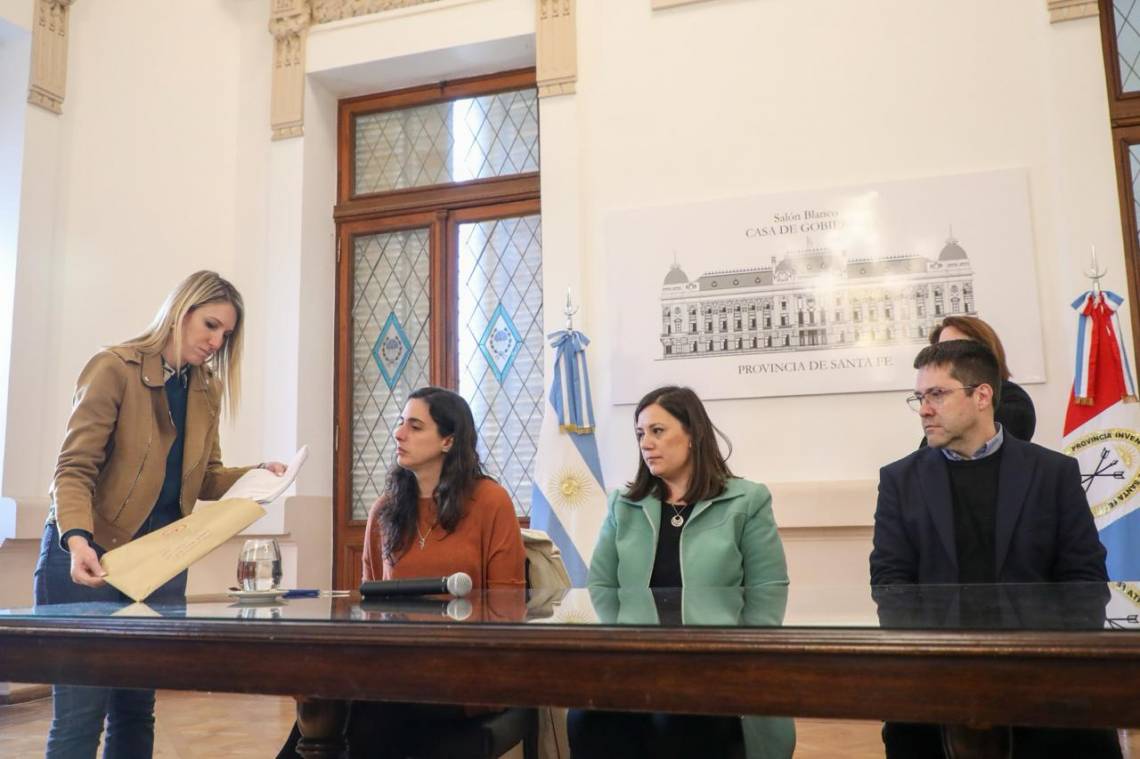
[530,329,607,586]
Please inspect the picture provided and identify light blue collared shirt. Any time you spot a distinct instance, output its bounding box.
[941,423,1004,462]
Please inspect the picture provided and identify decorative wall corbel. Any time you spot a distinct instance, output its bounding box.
[310,0,441,24]
[1047,0,1098,23]
[537,0,576,98]
[28,0,77,114]
[270,0,312,140]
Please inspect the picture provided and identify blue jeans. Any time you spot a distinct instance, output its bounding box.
[33,522,187,759]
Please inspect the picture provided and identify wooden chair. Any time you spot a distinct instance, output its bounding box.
[413,529,572,759]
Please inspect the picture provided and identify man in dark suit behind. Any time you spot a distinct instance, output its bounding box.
[869,339,1119,759]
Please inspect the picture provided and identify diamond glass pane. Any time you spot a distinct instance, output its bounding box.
[352,229,432,521]
[1117,0,1140,92]
[458,216,543,517]
[354,89,540,195]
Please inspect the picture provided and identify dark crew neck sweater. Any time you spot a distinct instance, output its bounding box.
[946,449,1003,584]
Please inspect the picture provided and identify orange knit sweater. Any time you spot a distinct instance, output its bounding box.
[362,478,526,590]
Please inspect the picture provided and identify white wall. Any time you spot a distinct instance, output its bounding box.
[0,0,30,31]
[5,0,275,504]
[570,2,1120,495]
[0,16,30,499]
[2,0,1124,588]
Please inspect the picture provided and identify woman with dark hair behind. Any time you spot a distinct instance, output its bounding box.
[569,386,793,759]
[279,386,525,758]
[365,386,524,589]
[927,315,1036,442]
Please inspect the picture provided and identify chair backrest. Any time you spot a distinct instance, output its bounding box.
[520,528,572,591]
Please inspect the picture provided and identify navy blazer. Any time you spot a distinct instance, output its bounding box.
[870,435,1108,585]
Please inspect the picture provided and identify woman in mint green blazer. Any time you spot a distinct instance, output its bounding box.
[570,386,793,759]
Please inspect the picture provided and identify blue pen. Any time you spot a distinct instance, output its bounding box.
[282,588,320,598]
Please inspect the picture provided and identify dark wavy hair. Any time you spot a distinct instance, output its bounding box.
[379,387,486,562]
[624,386,734,504]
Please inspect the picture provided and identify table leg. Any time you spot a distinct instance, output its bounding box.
[295,697,349,759]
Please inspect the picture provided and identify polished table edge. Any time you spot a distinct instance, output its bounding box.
[0,614,1137,654]
[2,617,1137,728]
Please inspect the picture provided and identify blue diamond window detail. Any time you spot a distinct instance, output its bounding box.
[372,312,413,390]
[478,303,523,384]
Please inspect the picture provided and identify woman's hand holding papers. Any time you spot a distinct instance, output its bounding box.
[67,534,108,588]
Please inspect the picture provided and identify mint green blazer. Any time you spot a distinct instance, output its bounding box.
[588,477,788,589]
[586,478,794,759]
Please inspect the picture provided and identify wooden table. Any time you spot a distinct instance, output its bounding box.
[2,584,1139,757]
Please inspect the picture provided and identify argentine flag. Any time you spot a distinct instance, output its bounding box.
[530,329,607,586]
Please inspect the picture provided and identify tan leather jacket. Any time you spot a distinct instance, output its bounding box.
[50,347,250,550]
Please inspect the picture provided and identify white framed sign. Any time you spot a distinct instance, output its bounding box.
[605,169,1046,403]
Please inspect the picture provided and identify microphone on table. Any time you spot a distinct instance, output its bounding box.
[359,597,473,621]
[359,572,473,599]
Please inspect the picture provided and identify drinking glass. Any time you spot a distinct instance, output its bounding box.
[236,538,282,591]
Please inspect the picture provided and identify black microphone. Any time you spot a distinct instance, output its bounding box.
[359,597,473,621]
[359,572,473,598]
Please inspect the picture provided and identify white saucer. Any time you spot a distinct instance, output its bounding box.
[226,589,286,604]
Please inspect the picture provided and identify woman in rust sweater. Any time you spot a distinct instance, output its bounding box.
[362,386,526,592]
[280,386,525,758]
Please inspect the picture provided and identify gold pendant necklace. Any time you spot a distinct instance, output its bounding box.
[416,521,437,549]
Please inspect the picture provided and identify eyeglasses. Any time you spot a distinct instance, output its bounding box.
[905,385,978,412]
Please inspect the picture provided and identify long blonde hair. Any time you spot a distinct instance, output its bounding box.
[117,271,244,417]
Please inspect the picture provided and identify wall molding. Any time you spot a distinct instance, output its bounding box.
[310,0,443,24]
[27,0,77,114]
[1048,0,1098,23]
[652,0,718,9]
[269,0,569,137]
[270,0,311,140]
[537,0,576,98]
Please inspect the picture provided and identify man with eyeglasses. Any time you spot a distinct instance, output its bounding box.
[870,340,1116,758]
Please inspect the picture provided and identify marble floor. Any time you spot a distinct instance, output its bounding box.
[0,691,1133,757]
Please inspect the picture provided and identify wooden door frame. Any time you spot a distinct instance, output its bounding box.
[1100,0,1140,358]
[332,70,542,590]
[333,211,448,590]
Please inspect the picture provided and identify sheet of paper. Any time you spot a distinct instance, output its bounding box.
[101,498,266,602]
[112,602,160,617]
[212,445,308,504]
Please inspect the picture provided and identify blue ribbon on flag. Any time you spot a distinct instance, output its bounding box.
[548,329,596,434]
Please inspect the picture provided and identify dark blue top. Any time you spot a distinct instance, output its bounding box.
[142,371,190,535]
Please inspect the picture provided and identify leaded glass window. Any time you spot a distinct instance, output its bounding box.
[351,229,432,521]
[457,215,544,516]
[1117,1,1140,93]
[354,89,540,196]
[338,72,542,555]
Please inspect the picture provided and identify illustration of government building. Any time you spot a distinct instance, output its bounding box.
[660,234,976,358]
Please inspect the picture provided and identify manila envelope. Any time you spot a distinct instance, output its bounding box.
[101,498,266,602]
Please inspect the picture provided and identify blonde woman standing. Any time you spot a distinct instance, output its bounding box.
[34,271,284,758]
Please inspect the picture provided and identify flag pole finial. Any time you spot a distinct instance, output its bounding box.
[564,288,579,331]
[1085,244,1106,295]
